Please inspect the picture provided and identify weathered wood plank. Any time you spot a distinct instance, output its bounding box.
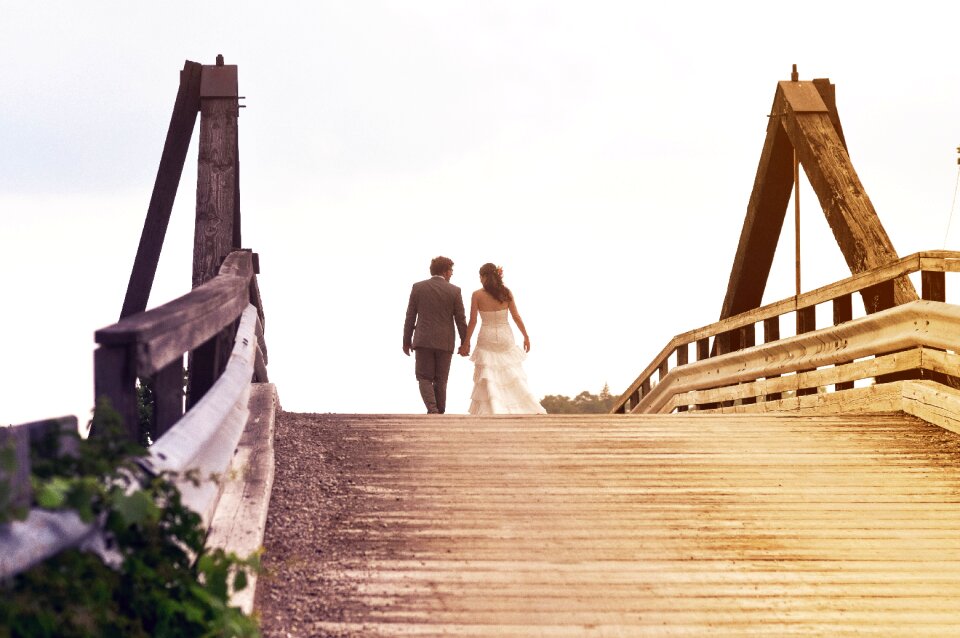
[93,345,138,440]
[784,102,916,305]
[922,270,946,302]
[95,273,248,375]
[258,412,960,635]
[207,382,277,613]
[675,348,924,408]
[152,357,184,438]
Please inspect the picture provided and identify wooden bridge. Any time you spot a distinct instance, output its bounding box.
[5,60,960,636]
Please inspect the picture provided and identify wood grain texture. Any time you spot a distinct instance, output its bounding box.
[207,382,277,614]
[611,253,958,414]
[784,100,915,305]
[257,412,960,636]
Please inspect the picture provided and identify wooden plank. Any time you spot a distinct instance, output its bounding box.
[677,348,924,409]
[257,411,960,635]
[92,345,138,440]
[696,337,709,361]
[152,357,183,438]
[833,294,855,390]
[206,383,277,613]
[120,60,202,320]
[922,270,946,302]
[95,273,248,375]
[762,317,782,400]
[796,306,817,396]
[862,279,896,314]
[675,343,688,367]
[900,380,960,436]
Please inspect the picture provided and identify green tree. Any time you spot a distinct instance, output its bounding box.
[541,384,617,414]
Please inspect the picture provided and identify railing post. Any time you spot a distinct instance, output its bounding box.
[93,345,139,441]
[696,338,710,361]
[796,306,817,396]
[189,56,240,408]
[153,358,184,438]
[762,316,782,401]
[862,280,895,314]
[833,294,855,391]
[922,271,946,302]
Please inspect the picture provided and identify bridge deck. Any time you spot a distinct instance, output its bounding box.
[256,412,960,636]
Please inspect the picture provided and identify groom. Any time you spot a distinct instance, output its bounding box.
[403,256,469,414]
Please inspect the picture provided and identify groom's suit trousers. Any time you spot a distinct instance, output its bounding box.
[415,347,453,414]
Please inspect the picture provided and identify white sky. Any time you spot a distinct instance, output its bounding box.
[3,1,960,426]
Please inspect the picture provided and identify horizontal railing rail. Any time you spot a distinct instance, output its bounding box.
[612,250,960,414]
[94,249,267,440]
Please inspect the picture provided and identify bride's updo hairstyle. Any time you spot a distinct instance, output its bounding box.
[479,262,513,303]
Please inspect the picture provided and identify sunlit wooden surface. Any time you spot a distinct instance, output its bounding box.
[260,413,960,636]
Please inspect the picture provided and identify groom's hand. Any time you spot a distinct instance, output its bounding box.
[458,344,470,357]
[403,345,412,356]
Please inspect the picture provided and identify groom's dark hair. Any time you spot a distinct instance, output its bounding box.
[430,256,454,276]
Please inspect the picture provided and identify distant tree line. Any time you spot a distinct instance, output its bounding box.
[541,384,617,414]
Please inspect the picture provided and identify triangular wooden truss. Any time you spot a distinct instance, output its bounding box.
[720,73,916,320]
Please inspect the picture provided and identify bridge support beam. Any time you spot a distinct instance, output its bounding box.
[720,73,916,322]
[189,56,241,409]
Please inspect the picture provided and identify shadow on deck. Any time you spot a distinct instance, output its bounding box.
[255,412,960,636]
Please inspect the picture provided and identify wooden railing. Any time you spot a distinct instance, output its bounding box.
[94,249,267,440]
[612,250,960,417]
[1,250,270,579]
[1,60,275,607]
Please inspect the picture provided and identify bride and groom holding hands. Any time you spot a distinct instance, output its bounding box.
[402,256,546,415]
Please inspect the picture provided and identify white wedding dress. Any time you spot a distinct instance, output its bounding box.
[468,309,547,415]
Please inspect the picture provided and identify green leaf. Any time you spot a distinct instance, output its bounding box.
[233,569,248,592]
[112,489,159,526]
[34,476,72,509]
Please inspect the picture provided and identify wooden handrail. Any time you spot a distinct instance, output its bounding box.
[94,250,263,439]
[637,301,960,414]
[611,250,960,414]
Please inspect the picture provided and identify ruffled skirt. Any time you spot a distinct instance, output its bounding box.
[469,343,547,415]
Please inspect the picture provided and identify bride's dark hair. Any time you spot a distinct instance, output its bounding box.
[479,262,513,303]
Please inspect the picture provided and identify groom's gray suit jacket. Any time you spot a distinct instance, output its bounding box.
[404,276,468,353]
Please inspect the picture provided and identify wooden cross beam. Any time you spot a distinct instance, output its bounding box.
[720,74,916,320]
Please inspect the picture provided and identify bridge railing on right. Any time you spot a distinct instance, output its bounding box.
[612,250,960,422]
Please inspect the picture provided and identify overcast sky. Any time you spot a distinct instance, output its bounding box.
[3,1,960,426]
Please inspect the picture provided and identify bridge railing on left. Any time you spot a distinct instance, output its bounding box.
[1,58,275,591]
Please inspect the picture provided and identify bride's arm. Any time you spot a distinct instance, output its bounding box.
[460,291,479,355]
[508,299,531,353]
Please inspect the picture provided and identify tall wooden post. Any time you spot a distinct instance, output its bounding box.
[188,55,240,408]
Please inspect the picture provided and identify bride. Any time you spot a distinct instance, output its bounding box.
[458,263,546,415]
